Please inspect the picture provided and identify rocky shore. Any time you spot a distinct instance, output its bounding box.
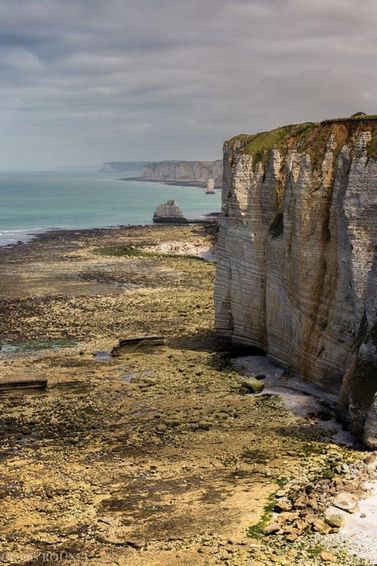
[0,224,374,565]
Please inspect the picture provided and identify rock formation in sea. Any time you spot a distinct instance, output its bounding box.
[206,178,216,194]
[153,200,188,224]
[214,115,377,447]
[141,160,223,187]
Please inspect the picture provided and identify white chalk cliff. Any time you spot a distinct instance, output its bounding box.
[141,160,223,186]
[214,117,377,447]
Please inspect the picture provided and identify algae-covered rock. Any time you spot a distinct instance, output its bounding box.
[312,518,331,534]
[324,513,344,528]
[241,378,265,394]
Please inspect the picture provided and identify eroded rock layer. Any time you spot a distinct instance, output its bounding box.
[214,116,377,446]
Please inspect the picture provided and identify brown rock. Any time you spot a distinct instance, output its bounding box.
[274,497,292,512]
[320,550,336,562]
[262,523,280,535]
[312,519,331,534]
[332,492,359,514]
[325,513,344,528]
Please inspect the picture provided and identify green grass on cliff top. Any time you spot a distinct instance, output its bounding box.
[226,114,377,165]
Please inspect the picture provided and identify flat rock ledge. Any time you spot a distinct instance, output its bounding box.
[153,200,188,224]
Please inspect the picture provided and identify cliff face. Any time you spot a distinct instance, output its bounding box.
[99,161,148,174]
[214,117,377,446]
[141,160,223,186]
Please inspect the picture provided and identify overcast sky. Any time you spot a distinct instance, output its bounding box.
[0,0,376,169]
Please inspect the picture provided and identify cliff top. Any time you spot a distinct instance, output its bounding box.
[226,114,377,168]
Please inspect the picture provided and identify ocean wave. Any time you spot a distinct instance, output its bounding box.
[0,228,44,247]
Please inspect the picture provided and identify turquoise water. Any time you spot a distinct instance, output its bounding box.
[0,171,221,246]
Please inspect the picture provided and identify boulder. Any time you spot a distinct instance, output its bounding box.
[153,200,188,224]
[312,518,331,534]
[331,492,359,513]
[240,377,265,394]
[274,497,292,512]
[324,513,344,528]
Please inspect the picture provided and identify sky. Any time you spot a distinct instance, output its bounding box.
[0,0,376,169]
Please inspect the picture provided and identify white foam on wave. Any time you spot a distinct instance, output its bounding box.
[0,228,44,247]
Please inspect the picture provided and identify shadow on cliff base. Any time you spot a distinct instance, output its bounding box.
[169,330,267,357]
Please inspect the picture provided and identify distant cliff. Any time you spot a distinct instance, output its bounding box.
[214,115,377,447]
[99,161,148,174]
[140,160,223,187]
[100,159,223,188]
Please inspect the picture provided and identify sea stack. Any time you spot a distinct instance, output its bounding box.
[214,115,377,447]
[205,178,215,194]
[153,200,188,224]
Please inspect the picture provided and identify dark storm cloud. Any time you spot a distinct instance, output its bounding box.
[0,0,376,168]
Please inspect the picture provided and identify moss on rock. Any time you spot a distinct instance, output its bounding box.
[225,114,377,172]
[241,377,265,394]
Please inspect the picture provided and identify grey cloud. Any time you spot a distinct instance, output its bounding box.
[0,0,376,168]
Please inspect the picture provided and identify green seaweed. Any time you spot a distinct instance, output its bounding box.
[247,492,277,539]
[307,544,326,558]
[92,245,204,261]
[93,244,146,257]
[242,448,268,465]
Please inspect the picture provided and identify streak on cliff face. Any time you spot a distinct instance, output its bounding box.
[214,116,377,447]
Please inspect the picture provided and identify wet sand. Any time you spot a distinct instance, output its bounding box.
[0,225,371,565]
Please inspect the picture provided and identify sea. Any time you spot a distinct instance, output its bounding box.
[0,171,222,247]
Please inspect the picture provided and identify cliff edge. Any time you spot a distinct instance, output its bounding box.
[214,115,377,447]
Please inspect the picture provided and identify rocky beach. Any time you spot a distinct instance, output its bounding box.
[2,0,376,564]
[0,224,375,565]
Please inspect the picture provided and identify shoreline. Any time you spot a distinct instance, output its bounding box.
[0,213,219,249]
[118,175,223,190]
